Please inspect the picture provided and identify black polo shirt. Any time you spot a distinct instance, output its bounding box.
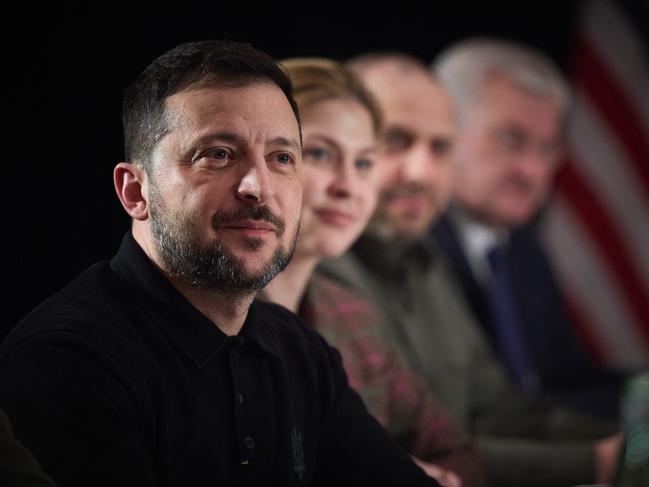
[0,233,437,487]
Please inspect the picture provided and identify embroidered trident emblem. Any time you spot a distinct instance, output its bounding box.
[291,428,305,482]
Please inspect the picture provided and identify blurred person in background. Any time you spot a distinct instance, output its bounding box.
[264,57,490,487]
[432,37,624,419]
[321,51,621,487]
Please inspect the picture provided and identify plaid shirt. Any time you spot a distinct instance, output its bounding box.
[299,272,489,486]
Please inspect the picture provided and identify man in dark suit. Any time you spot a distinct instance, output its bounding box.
[431,38,623,418]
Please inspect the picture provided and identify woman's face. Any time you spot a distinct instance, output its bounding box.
[297,97,379,259]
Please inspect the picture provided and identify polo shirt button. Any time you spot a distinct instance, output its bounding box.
[244,436,255,449]
[235,392,244,405]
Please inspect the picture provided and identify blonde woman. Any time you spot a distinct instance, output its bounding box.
[263,58,488,487]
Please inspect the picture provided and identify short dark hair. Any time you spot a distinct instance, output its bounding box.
[123,40,300,169]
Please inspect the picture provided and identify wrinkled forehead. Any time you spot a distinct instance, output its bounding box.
[142,83,302,171]
[167,81,276,115]
[163,82,300,138]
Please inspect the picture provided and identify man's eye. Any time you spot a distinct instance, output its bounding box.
[494,129,526,152]
[274,152,295,165]
[197,148,233,162]
[431,138,452,156]
[209,148,231,159]
[381,130,412,153]
[192,147,234,167]
[303,147,332,163]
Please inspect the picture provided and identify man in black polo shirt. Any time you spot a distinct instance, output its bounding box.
[0,41,438,487]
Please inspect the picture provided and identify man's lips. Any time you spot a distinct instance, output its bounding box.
[314,208,355,227]
[223,219,277,235]
[212,205,285,237]
[387,194,431,215]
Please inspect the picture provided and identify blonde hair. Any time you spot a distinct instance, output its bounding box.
[281,57,382,134]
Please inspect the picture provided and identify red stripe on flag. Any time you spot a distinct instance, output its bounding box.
[572,33,649,194]
[556,160,649,348]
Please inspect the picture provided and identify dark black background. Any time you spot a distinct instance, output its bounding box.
[4,1,647,337]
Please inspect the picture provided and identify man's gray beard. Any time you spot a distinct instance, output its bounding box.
[148,184,296,294]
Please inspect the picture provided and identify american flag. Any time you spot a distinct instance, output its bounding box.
[542,0,649,370]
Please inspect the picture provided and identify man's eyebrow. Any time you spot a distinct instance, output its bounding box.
[383,125,410,134]
[269,136,301,152]
[194,132,242,147]
[193,133,300,152]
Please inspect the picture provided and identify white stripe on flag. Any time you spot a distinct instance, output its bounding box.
[542,198,649,369]
[543,0,649,368]
[583,0,649,134]
[568,92,649,289]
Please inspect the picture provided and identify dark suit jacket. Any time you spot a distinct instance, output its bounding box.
[432,212,623,418]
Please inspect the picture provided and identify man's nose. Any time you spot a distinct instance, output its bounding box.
[236,159,274,204]
[400,143,435,182]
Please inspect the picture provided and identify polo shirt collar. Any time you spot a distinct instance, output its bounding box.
[110,232,281,368]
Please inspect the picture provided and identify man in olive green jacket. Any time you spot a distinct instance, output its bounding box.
[321,51,621,487]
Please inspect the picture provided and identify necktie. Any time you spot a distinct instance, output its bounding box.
[486,244,540,394]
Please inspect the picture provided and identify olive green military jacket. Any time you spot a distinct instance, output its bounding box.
[320,234,617,487]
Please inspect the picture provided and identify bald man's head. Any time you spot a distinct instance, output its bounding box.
[349,55,456,242]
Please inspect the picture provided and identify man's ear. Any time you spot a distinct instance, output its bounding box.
[114,162,148,221]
